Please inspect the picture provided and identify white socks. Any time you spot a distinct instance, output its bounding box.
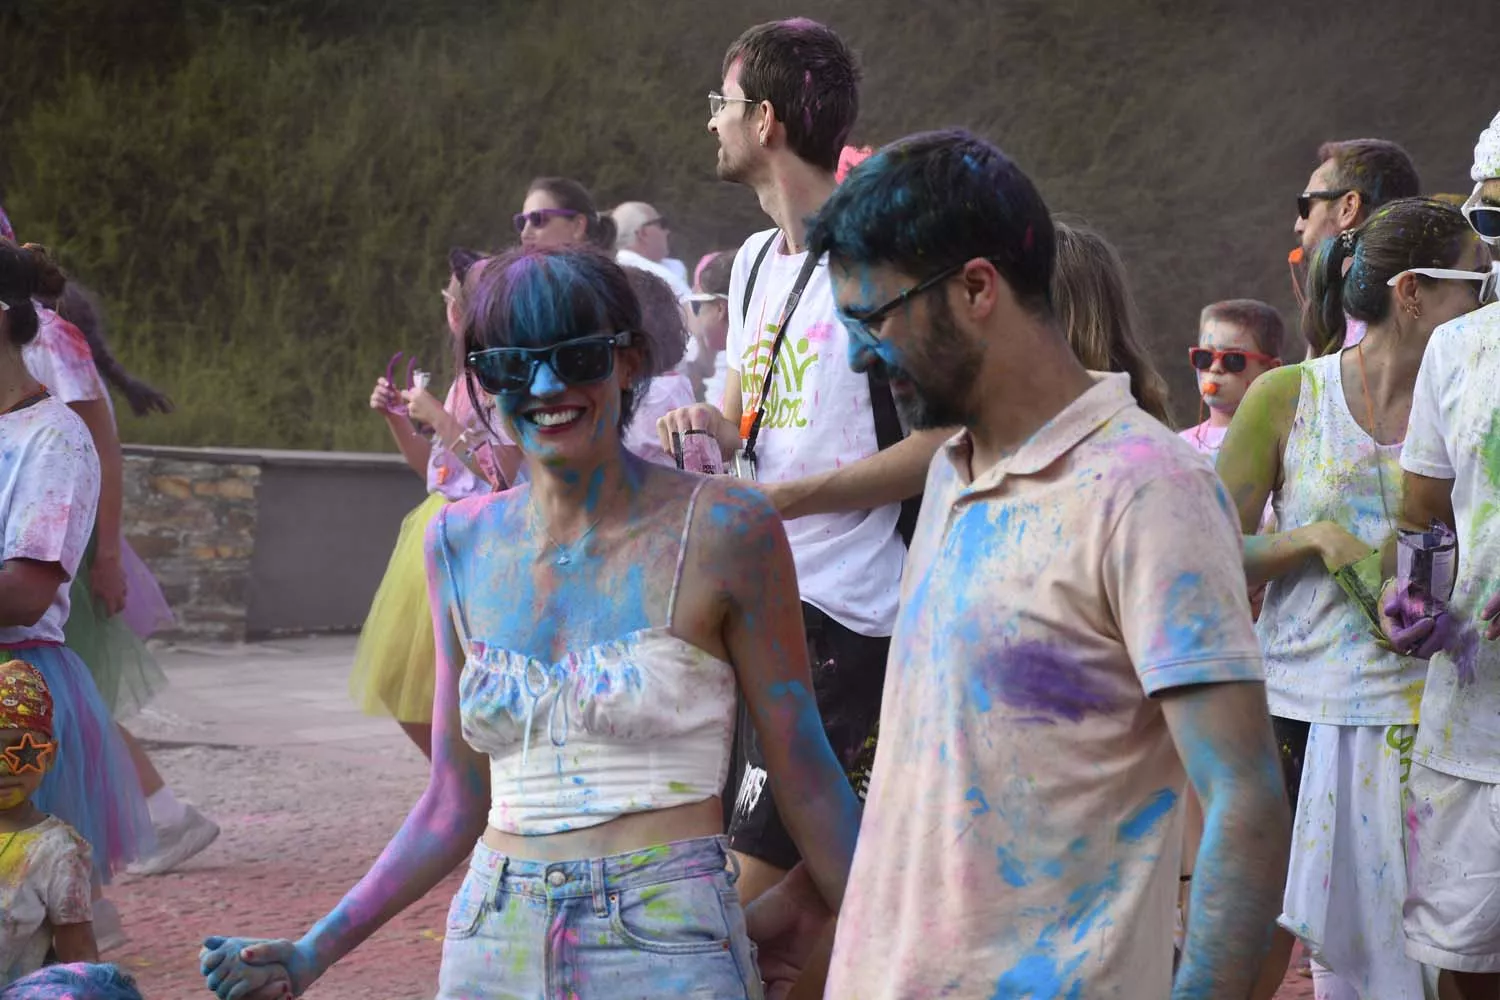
[146,786,187,828]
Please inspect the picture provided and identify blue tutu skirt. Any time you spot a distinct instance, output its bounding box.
[0,644,155,881]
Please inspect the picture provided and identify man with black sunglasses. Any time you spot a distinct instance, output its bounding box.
[656,16,951,936]
[611,201,691,301]
[750,127,1289,999]
[1295,138,1419,353]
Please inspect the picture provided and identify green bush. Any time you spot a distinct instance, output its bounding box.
[3,0,1495,449]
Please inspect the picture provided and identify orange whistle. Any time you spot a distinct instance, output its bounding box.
[739,413,755,440]
[1287,247,1304,265]
[1204,383,1220,397]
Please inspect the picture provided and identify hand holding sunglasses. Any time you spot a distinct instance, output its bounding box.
[467,332,633,395]
[1187,347,1280,373]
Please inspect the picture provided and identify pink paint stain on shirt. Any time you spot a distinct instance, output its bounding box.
[804,321,835,345]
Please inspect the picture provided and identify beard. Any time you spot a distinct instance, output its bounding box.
[875,295,982,431]
[716,147,749,184]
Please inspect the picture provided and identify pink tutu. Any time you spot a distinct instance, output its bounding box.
[118,538,174,639]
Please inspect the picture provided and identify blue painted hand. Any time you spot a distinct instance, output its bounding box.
[200,935,310,1000]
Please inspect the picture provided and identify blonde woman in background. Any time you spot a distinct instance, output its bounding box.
[1051,220,1174,426]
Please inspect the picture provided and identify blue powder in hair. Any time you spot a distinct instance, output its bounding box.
[0,963,145,1000]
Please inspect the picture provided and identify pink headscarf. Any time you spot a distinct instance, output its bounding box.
[836,145,874,184]
[0,202,14,242]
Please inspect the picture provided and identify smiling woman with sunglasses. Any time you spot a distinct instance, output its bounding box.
[199,246,861,1000]
[1216,198,1491,1000]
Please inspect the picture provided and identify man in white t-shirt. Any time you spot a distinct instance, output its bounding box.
[748,127,1288,999]
[1393,110,1500,999]
[657,18,951,910]
[611,201,692,302]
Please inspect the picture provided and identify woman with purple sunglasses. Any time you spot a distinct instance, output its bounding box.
[515,178,617,253]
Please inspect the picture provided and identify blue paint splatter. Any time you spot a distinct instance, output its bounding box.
[997,846,1030,887]
[1117,788,1178,843]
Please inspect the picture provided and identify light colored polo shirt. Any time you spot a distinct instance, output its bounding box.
[825,373,1265,1000]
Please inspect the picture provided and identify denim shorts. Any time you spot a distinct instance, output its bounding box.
[437,834,763,1000]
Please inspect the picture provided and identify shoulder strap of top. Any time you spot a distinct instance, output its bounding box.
[667,478,713,630]
[435,505,474,650]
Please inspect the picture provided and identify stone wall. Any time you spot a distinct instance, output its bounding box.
[121,445,426,642]
[123,449,262,641]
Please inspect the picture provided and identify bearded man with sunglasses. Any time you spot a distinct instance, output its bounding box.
[656,19,951,924]
[747,127,1289,999]
[1388,109,1500,1000]
[1294,138,1420,354]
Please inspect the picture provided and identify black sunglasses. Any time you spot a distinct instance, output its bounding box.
[1297,189,1354,220]
[689,295,726,316]
[642,216,669,231]
[512,208,582,233]
[467,332,633,395]
[840,260,971,343]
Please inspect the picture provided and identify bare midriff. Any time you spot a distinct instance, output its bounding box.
[481,796,724,861]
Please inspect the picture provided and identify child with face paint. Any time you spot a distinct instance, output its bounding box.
[352,248,518,760]
[0,660,98,984]
[1181,300,1284,458]
[0,241,153,926]
[201,246,862,1000]
[1217,199,1492,1000]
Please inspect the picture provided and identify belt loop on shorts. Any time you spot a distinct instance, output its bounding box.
[590,856,608,917]
[724,842,742,885]
[487,852,510,909]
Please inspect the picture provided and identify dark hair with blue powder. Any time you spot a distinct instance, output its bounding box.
[1302,197,1473,356]
[0,962,145,1000]
[807,129,1057,318]
[462,246,649,425]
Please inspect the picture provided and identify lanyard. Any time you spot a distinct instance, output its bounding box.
[740,243,820,462]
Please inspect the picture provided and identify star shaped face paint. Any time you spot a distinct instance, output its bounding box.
[1,732,55,775]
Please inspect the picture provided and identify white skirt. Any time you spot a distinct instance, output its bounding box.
[1280,722,1428,1000]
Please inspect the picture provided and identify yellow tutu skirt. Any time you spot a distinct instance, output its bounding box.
[349,491,448,723]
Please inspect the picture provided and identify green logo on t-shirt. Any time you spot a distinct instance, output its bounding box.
[741,323,821,430]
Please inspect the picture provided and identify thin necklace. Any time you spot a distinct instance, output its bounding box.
[531,502,604,567]
[1355,342,1394,531]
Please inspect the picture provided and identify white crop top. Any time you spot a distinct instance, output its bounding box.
[436,480,738,835]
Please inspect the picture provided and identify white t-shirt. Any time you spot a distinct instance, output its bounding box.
[22,308,112,419]
[0,396,101,645]
[0,816,93,985]
[726,229,903,637]
[1401,303,1500,781]
[616,249,692,302]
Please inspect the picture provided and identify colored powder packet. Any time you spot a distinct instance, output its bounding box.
[1396,520,1458,618]
[1331,548,1384,632]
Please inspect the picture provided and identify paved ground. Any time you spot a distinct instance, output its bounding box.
[104,636,1314,1000]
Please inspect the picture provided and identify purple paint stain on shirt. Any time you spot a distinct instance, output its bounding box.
[976,641,1120,722]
